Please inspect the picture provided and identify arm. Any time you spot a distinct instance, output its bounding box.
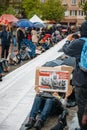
[63,38,83,58]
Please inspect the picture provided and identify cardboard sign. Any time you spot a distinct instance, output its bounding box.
[35,65,73,95]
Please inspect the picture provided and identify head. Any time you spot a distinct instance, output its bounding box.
[80,20,87,37]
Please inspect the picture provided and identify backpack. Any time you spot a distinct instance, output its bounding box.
[79,37,87,72]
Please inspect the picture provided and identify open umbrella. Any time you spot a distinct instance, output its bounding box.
[0,14,18,25]
[16,19,34,28]
[34,22,46,28]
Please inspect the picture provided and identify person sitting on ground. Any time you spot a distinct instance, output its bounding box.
[25,91,67,130]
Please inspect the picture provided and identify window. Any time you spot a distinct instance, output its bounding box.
[79,10,85,16]
[70,10,77,16]
[71,0,76,5]
[81,0,86,4]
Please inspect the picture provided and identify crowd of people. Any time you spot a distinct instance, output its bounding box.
[0,23,71,82]
[1,21,87,130]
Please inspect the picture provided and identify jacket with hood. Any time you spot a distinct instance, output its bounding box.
[63,20,87,88]
[0,26,12,46]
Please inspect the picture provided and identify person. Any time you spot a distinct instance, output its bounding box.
[25,92,64,130]
[16,27,25,51]
[12,26,17,51]
[0,25,12,59]
[31,27,39,45]
[63,20,87,130]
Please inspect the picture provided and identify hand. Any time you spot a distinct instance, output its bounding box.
[82,114,87,125]
[67,34,73,41]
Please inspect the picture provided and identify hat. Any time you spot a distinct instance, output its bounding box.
[80,20,87,37]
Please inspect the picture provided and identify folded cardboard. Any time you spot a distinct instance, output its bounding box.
[35,65,73,97]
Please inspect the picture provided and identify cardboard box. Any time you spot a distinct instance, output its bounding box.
[35,65,73,97]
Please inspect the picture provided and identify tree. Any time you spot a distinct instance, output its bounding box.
[21,0,65,22]
[3,7,16,15]
[21,0,42,19]
[41,0,65,22]
[79,1,87,20]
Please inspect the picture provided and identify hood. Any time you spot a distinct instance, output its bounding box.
[80,20,87,37]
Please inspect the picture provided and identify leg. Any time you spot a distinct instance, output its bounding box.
[29,94,44,119]
[5,45,10,59]
[25,94,44,129]
[75,87,87,130]
[41,98,54,121]
[1,45,5,58]
[34,98,54,130]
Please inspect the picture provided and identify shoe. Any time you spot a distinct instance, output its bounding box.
[0,78,2,81]
[34,119,43,130]
[0,75,2,81]
[50,121,64,130]
[58,109,69,127]
[25,118,35,129]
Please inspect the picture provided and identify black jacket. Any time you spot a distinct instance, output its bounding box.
[63,38,87,88]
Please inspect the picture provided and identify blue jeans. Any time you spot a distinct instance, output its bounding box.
[29,94,55,121]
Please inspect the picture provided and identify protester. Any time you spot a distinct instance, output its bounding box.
[12,26,17,51]
[25,92,64,130]
[0,25,12,59]
[16,27,25,51]
[63,20,87,130]
[31,27,39,45]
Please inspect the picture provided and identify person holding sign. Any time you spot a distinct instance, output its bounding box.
[63,20,87,130]
[25,92,65,130]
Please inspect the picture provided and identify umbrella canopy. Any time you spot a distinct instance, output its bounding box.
[0,14,18,25]
[34,22,46,28]
[16,19,34,28]
[30,14,44,23]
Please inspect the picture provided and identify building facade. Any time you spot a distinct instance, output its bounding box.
[61,0,86,26]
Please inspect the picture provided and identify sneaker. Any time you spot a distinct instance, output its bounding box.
[0,78,2,81]
[25,118,35,129]
[34,119,44,130]
[50,121,64,130]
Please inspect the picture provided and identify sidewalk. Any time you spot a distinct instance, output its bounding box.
[0,39,66,130]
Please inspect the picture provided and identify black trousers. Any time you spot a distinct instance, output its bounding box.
[75,87,87,130]
[1,45,10,58]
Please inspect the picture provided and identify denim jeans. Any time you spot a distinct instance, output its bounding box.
[29,94,55,121]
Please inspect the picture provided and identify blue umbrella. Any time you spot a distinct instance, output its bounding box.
[33,22,46,28]
[16,19,34,28]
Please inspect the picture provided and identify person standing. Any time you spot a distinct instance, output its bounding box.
[16,27,25,51]
[63,20,87,130]
[0,26,12,59]
[31,27,39,45]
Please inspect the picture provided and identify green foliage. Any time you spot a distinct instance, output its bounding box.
[79,1,87,20]
[0,6,4,15]
[3,7,16,15]
[42,0,65,22]
[22,0,42,19]
[21,0,65,22]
